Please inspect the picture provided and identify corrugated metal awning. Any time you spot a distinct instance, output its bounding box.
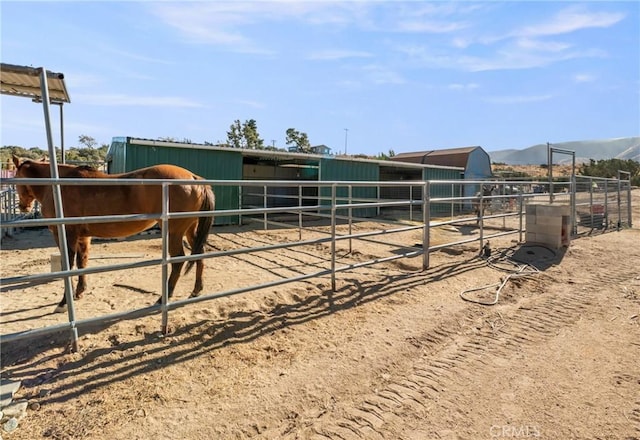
[0,62,70,103]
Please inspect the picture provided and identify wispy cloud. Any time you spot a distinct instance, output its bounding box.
[464,44,606,72]
[148,2,358,53]
[448,83,479,91]
[517,6,626,37]
[573,73,596,83]
[149,3,268,53]
[234,99,266,109]
[75,94,203,108]
[362,64,405,85]
[397,24,608,72]
[397,4,625,72]
[484,94,553,104]
[394,20,468,34]
[515,38,572,52]
[100,45,173,65]
[307,50,373,61]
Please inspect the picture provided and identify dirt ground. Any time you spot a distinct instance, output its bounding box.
[1,191,639,440]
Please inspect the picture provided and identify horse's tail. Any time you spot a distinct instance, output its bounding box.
[185,183,215,274]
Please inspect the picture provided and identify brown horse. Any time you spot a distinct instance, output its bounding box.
[12,155,215,313]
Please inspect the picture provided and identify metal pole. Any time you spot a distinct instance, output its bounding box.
[570,153,576,235]
[604,180,609,230]
[238,185,243,226]
[548,143,554,203]
[59,103,65,164]
[409,184,414,222]
[161,183,170,334]
[628,176,633,228]
[330,184,337,292]
[518,192,524,242]
[617,172,622,231]
[450,183,454,220]
[263,184,268,230]
[298,184,302,241]
[422,181,430,270]
[39,67,79,352]
[344,128,348,155]
[348,184,352,253]
[589,178,594,228]
[478,190,484,251]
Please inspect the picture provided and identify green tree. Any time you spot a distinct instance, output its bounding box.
[579,158,640,186]
[375,149,396,160]
[226,120,243,148]
[226,119,264,149]
[78,134,97,149]
[285,128,311,153]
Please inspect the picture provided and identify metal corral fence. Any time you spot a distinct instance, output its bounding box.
[574,175,633,232]
[0,186,20,238]
[0,176,632,350]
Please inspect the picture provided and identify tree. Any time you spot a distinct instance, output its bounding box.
[78,135,97,149]
[579,158,640,186]
[226,119,264,149]
[375,149,396,160]
[285,128,311,153]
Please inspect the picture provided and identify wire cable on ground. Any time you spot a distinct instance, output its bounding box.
[460,244,556,306]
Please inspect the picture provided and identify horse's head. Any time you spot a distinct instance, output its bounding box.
[12,155,40,212]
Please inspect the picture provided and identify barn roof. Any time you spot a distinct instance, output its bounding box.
[119,137,464,171]
[391,146,484,168]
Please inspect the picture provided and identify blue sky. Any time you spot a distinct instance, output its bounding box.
[1,1,639,156]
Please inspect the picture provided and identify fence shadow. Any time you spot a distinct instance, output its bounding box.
[0,255,489,407]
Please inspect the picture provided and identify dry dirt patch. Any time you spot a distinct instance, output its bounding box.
[1,191,639,440]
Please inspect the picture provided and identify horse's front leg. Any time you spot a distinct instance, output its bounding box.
[74,236,91,300]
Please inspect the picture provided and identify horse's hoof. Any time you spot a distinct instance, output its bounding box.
[53,305,68,314]
[189,292,201,299]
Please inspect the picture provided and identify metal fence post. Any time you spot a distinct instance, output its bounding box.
[628,179,633,228]
[478,190,484,252]
[617,174,622,231]
[330,184,337,292]
[604,180,609,230]
[409,184,414,222]
[161,182,170,334]
[519,192,524,242]
[298,184,303,241]
[348,184,353,254]
[39,67,79,352]
[422,181,430,270]
[263,184,268,230]
[450,183,455,220]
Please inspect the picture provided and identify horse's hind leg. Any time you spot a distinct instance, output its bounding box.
[185,222,204,298]
[74,236,91,299]
[191,260,204,298]
[165,234,187,301]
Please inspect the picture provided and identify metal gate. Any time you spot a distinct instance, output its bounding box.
[574,176,632,233]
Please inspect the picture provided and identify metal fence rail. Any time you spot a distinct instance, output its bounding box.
[0,176,632,350]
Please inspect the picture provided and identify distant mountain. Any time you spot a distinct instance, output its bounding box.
[489,137,640,165]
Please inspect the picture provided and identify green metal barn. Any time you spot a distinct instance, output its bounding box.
[107,137,242,224]
[106,137,464,223]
